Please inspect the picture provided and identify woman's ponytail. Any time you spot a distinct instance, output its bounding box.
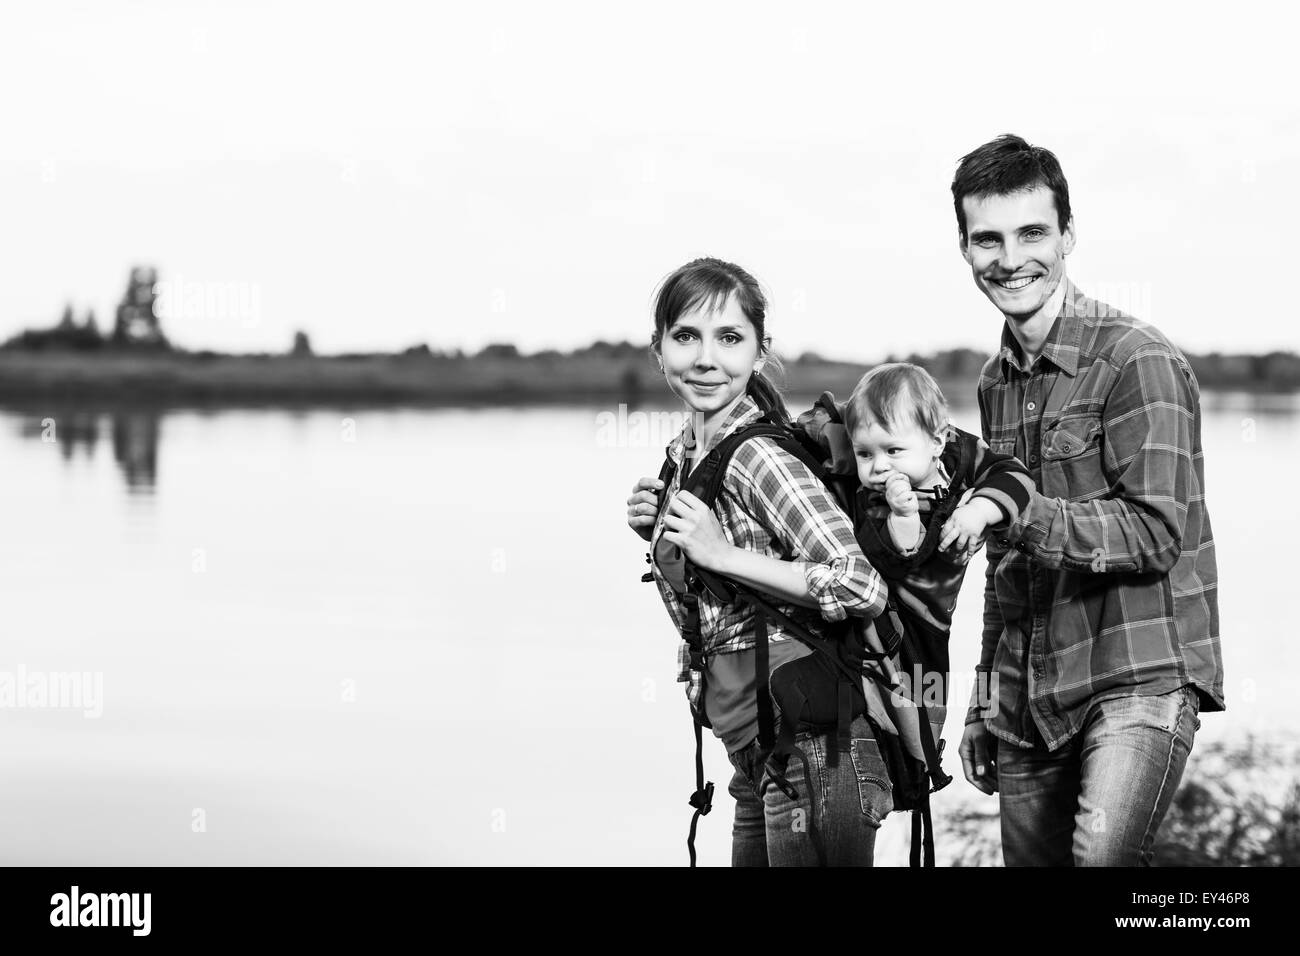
[746,362,790,424]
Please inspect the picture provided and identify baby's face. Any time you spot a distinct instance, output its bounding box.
[850,418,944,492]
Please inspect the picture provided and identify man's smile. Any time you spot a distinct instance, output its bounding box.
[989,274,1042,291]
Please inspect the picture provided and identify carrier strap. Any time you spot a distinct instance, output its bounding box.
[755,615,775,754]
[900,625,954,792]
[909,793,936,867]
[686,716,714,868]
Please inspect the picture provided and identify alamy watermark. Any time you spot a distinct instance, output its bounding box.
[889,665,1000,718]
[0,665,103,718]
[596,404,703,449]
[50,886,150,936]
[153,274,262,328]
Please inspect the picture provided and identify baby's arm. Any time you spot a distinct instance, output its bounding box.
[939,495,1004,554]
[939,431,1035,555]
[884,473,923,554]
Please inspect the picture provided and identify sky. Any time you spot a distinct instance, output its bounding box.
[2,0,1297,361]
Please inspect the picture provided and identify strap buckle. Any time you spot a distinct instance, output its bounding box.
[688,781,715,816]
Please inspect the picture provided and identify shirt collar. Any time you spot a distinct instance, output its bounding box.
[998,278,1085,378]
[666,393,764,468]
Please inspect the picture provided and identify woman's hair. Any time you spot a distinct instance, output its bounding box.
[651,257,789,422]
[843,362,948,438]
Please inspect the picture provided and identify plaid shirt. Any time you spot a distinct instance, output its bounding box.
[966,281,1223,750]
[648,395,887,712]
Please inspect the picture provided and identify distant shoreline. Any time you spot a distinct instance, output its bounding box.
[1,350,1296,410]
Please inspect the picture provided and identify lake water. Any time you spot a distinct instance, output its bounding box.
[1,394,1297,866]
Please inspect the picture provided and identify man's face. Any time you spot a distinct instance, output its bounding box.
[960,185,1075,320]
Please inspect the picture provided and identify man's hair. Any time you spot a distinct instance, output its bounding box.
[844,362,948,439]
[951,134,1072,241]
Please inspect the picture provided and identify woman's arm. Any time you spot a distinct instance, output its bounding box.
[661,494,825,609]
[661,437,887,621]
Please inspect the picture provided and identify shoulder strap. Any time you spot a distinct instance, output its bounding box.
[949,429,979,487]
[656,455,676,488]
[681,419,797,508]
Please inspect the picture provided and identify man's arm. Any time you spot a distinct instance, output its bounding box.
[1009,345,1196,575]
[964,547,1004,724]
[966,388,1004,725]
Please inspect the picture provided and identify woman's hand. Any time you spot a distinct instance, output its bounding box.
[660,490,734,571]
[626,476,664,541]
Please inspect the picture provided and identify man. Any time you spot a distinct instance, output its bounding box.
[952,134,1223,866]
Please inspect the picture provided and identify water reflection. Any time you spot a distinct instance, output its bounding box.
[6,389,1300,499]
[18,410,100,461]
[11,405,159,492]
[110,411,160,492]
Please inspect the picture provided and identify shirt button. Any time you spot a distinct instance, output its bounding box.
[1026,401,1036,411]
[1029,453,1039,464]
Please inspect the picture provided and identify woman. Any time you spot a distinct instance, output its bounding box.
[626,257,892,866]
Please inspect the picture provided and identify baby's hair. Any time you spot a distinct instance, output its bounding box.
[844,362,949,438]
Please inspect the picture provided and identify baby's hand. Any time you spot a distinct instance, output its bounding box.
[883,473,918,517]
[939,496,1003,554]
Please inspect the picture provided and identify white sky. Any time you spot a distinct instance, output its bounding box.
[2,0,1297,360]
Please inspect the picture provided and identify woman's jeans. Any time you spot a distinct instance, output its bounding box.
[996,684,1201,866]
[727,715,893,867]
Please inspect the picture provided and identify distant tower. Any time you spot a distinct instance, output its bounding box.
[112,266,169,348]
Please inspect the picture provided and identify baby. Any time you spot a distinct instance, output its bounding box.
[791,362,1034,795]
[841,362,1033,672]
[845,362,1030,568]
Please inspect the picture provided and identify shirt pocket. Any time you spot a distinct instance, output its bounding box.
[988,435,1019,457]
[1040,414,1106,502]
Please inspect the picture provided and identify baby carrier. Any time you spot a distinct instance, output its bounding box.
[642,395,953,867]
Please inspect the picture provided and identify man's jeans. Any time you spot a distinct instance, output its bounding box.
[727,715,893,867]
[997,684,1201,866]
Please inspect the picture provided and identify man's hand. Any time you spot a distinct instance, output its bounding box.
[626,476,664,541]
[959,721,998,795]
[883,473,918,517]
[939,495,1003,553]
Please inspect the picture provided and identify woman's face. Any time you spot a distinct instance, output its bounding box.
[658,294,762,417]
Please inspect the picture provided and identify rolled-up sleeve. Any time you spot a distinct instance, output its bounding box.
[726,438,886,622]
